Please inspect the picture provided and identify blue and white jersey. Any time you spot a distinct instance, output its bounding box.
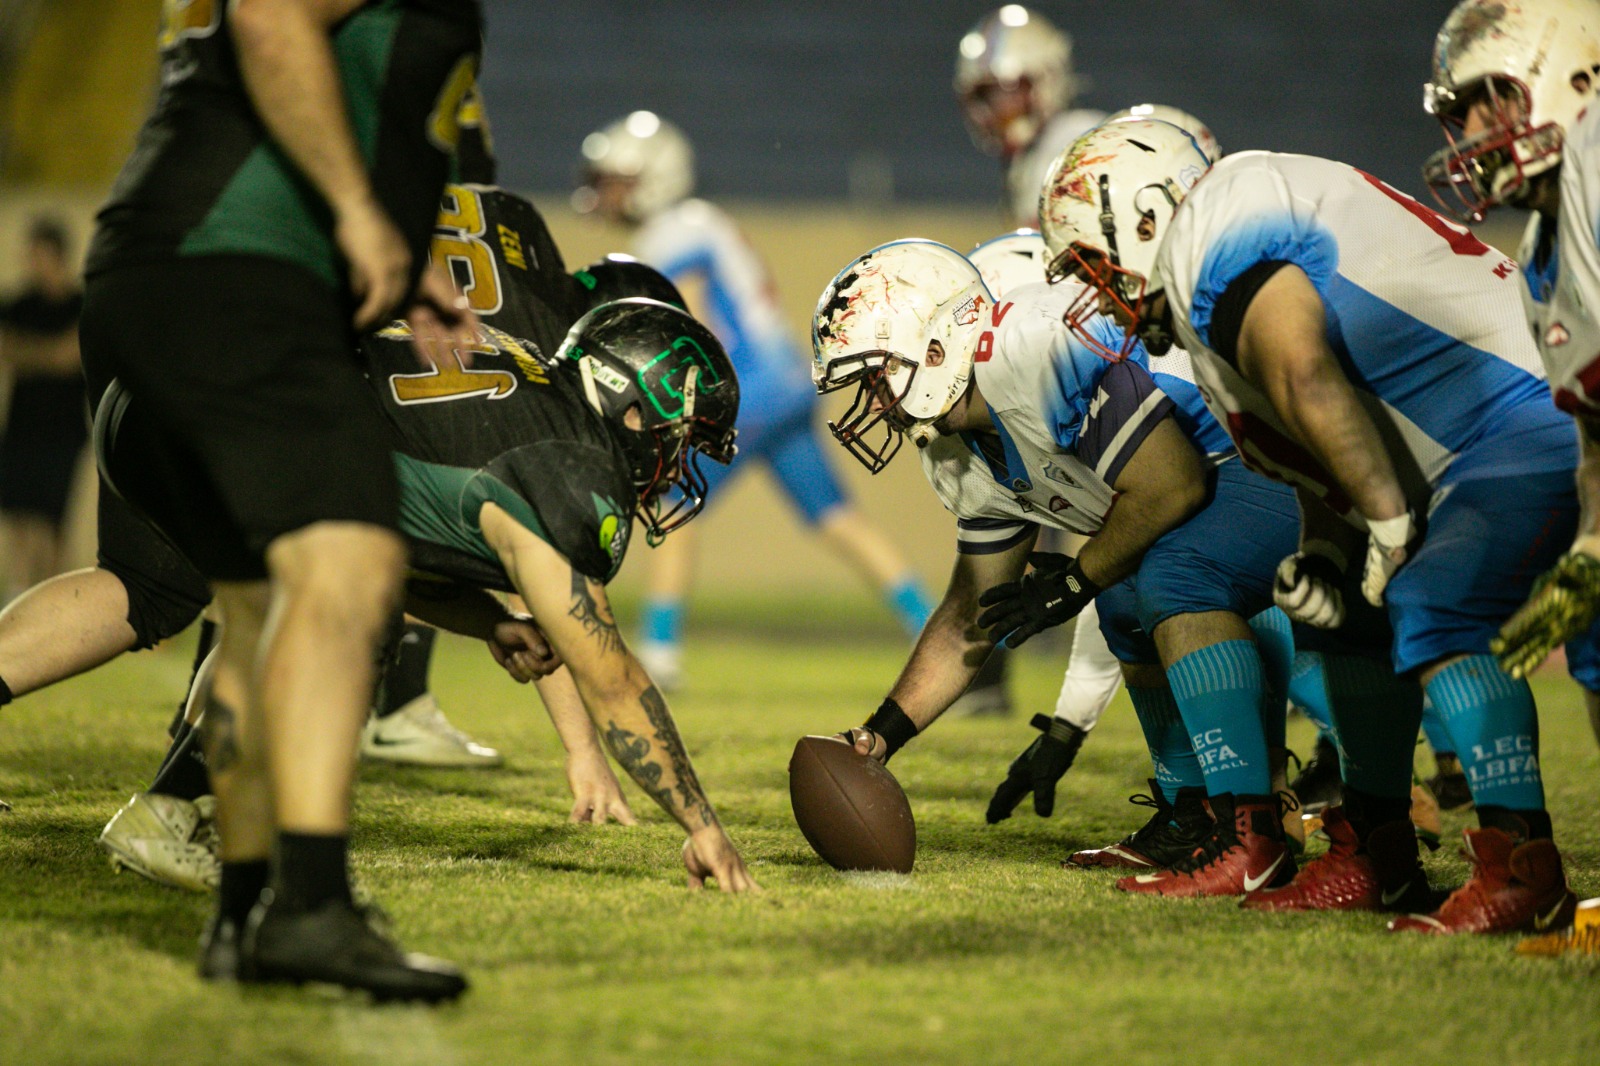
[918,280,1232,554]
[1156,151,1574,520]
[1519,103,1600,415]
[634,198,814,428]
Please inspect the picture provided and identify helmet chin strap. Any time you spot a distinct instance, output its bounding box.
[907,422,940,449]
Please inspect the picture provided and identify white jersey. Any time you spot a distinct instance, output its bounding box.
[1519,103,1600,416]
[1007,108,1106,226]
[918,281,1228,554]
[634,198,812,425]
[1156,151,1572,520]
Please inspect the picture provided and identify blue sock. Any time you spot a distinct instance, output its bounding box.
[1425,655,1544,811]
[886,575,934,637]
[1320,653,1421,800]
[642,598,684,646]
[1419,695,1456,758]
[1167,640,1271,796]
[1127,683,1203,803]
[1248,608,1293,752]
[1288,651,1335,737]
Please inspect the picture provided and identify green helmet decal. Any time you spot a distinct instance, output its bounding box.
[637,334,725,419]
[574,270,598,291]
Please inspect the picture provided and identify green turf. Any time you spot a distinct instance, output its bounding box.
[3,600,1599,1066]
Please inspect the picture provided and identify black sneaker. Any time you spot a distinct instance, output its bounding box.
[198,912,241,982]
[1289,736,1344,813]
[242,891,468,1003]
[1064,781,1213,869]
[1426,769,1474,811]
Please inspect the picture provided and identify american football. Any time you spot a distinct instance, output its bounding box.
[789,735,916,873]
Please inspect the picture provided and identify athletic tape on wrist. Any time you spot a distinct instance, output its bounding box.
[1366,512,1413,549]
[865,698,918,758]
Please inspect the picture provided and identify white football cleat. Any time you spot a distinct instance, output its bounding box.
[635,640,684,693]
[360,694,503,768]
[98,791,220,893]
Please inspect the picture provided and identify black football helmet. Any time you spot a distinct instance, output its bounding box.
[572,254,687,312]
[559,298,739,543]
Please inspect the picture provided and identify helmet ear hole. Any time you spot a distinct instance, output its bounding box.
[623,402,644,432]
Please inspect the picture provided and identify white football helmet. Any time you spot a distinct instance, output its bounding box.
[1106,104,1223,164]
[1038,119,1212,359]
[1423,0,1600,219]
[954,5,1077,156]
[968,229,1047,297]
[574,110,695,222]
[813,240,993,472]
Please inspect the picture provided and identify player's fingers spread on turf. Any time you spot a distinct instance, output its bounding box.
[612,801,638,826]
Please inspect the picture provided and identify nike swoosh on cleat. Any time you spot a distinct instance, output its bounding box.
[1381,882,1413,907]
[1533,898,1571,931]
[1242,854,1285,893]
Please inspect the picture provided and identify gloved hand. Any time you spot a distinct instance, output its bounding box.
[1273,540,1349,628]
[986,713,1089,823]
[977,553,1100,649]
[1493,551,1600,678]
[1361,512,1416,608]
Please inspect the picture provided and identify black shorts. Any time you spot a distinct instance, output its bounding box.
[0,376,88,523]
[81,256,398,580]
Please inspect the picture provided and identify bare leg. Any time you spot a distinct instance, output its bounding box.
[0,567,137,696]
[818,506,916,588]
[646,525,697,601]
[257,521,405,833]
[196,594,273,862]
[0,513,60,603]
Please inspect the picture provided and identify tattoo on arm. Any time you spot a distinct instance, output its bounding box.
[568,568,623,655]
[200,694,241,774]
[603,685,716,829]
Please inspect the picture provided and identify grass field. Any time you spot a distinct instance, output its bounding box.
[2,590,1599,1066]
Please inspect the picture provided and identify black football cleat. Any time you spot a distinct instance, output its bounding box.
[197,912,241,982]
[1288,736,1343,813]
[1065,782,1212,869]
[1426,769,1474,812]
[242,892,468,1003]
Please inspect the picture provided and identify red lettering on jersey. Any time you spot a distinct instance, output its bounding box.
[1357,170,1492,258]
[975,331,995,362]
[1225,411,1355,515]
[990,301,1014,327]
[1493,259,1515,279]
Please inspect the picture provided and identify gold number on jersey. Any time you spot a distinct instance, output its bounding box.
[428,55,481,152]
[432,184,503,316]
[383,327,518,406]
[157,0,221,50]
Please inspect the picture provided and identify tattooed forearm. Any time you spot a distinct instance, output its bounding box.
[602,685,717,829]
[568,568,623,655]
[200,693,241,774]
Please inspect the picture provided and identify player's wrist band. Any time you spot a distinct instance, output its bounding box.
[865,698,918,759]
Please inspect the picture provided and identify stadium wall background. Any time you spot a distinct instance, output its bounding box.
[0,0,1523,600]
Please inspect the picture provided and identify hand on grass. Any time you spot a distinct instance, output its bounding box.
[566,751,637,825]
[684,828,760,893]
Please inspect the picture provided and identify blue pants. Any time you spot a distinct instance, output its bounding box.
[699,405,847,525]
[1097,461,1300,664]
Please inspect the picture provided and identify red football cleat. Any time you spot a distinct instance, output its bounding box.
[1388,827,1577,935]
[1241,807,1431,912]
[1065,783,1211,870]
[1117,794,1293,898]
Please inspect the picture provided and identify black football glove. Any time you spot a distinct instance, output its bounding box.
[986,714,1088,823]
[976,552,1100,649]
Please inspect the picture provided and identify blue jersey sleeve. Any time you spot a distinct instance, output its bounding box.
[1075,361,1176,485]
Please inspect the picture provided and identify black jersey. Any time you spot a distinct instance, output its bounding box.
[365,186,633,586]
[86,0,482,292]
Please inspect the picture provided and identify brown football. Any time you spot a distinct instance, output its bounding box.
[788,735,916,873]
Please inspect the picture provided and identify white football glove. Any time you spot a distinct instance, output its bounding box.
[1274,541,1348,628]
[1361,512,1415,608]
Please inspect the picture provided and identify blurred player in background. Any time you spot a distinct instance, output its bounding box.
[0,216,87,603]
[1422,0,1600,954]
[1043,118,1577,933]
[816,239,1312,895]
[574,111,934,691]
[955,5,1106,227]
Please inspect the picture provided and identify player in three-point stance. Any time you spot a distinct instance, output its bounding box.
[1041,117,1579,933]
[1422,0,1600,955]
[813,238,1316,897]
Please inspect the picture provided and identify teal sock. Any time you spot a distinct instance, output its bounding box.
[642,598,684,646]
[1167,639,1271,796]
[1127,683,1203,803]
[1247,608,1292,752]
[1425,655,1544,811]
[1321,653,1421,800]
[1288,651,1335,737]
[886,575,934,637]
[1419,695,1456,758]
